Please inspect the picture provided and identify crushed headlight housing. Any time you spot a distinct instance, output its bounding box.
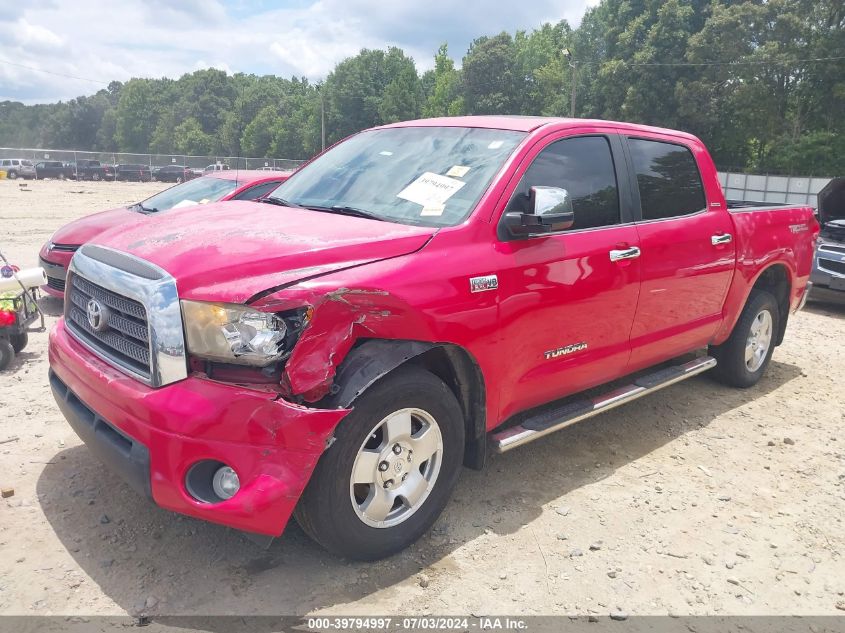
[181,300,309,367]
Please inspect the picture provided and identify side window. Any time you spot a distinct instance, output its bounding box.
[506,136,620,231]
[231,181,280,201]
[627,138,706,221]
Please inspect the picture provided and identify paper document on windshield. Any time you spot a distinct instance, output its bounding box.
[397,172,465,209]
[172,199,198,209]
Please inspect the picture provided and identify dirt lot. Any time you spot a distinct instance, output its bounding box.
[0,179,843,618]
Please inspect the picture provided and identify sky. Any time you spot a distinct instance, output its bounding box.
[0,0,599,104]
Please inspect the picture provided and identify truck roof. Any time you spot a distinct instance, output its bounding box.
[381,115,699,142]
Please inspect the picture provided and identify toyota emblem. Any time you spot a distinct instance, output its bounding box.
[86,299,110,332]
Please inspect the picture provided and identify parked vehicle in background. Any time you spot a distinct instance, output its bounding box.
[68,160,115,181]
[46,116,818,560]
[1,158,36,180]
[203,163,230,173]
[34,161,73,180]
[809,177,845,303]
[115,164,152,182]
[153,165,197,183]
[39,170,291,298]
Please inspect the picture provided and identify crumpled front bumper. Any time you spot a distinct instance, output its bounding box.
[49,319,349,537]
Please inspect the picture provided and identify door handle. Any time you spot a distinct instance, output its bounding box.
[609,246,641,262]
[711,233,733,245]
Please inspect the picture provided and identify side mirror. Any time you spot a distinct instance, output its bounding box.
[504,186,575,237]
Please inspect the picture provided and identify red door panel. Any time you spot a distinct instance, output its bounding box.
[628,212,736,370]
[494,225,641,420]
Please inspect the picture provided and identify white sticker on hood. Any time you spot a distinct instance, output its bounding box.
[397,171,465,208]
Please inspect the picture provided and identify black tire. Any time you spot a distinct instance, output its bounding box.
[7,170,17,180]
[10,332,27,354]
[176,176,183,184]
[0,339,14,371]
[294,365,465,560]
[92,172,101,181]
[710,289,779,388]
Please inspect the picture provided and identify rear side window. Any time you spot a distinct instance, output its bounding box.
[628,138,706,220]
[231,180,281,201]
[506,135,620,231]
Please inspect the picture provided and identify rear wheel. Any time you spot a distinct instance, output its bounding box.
[7,170,17,180]
[294,366,465,560]
[92,172,101,181]
[710,289,779,388]
[10,332,27,354]
[0,340,14,371]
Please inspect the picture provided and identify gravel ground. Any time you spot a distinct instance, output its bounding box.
[0,179,843,618]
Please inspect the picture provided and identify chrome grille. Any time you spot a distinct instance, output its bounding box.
[819,243,845,255]
[819,258,845,276]
[66,274,151,378]
[64,244,188,387]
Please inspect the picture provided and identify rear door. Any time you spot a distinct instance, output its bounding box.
[492,131,642,420]
[623,136,736,370]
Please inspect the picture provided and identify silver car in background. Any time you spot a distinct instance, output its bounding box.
[1,158,36,179]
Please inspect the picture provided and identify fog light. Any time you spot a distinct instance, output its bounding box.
[211,466,240,500]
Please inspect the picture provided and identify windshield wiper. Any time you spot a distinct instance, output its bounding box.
[308,205,385,222]
[131,203,159,214]
[260,197,302,208]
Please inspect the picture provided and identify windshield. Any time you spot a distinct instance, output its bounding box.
[138,176,238,212]
[268,126,526,227]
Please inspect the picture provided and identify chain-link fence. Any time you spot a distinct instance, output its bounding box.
[0,147,306,175]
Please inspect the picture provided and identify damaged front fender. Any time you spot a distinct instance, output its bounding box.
[258,286,430,402]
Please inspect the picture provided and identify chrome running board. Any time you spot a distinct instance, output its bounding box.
[490,356,717,453]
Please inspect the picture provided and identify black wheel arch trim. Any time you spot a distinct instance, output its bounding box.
[321,338,488,470]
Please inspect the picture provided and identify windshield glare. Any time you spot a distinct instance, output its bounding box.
[139,176,238,212]
[269,126,525,227]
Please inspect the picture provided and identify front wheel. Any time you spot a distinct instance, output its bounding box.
[92,172,101,181]
[7,170,17,180]
[710,289,779,388]
[294,366,465,560]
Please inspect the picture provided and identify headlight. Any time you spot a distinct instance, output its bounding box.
[181,300,307,366]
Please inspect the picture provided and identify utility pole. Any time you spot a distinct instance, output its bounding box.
[562,48,577,118]
[317,84,326,151]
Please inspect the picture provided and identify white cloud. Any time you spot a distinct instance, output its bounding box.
[0,0,596,104]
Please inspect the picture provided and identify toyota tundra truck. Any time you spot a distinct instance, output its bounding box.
[48,116,818,560]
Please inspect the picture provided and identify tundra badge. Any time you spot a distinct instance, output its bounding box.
[470,275,498,293]
[544,342,588,360]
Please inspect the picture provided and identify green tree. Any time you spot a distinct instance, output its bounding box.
[461,33,521,114]
[172,117,214,155]
[422,44,464,117]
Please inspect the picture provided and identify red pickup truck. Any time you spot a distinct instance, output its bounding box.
[48,116,818,560]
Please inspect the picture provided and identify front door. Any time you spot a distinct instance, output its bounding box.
[492,132,642,421]
[623,136,736,370]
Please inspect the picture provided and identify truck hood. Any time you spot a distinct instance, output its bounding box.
[89,200,436,303]
[51,207,135,246]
